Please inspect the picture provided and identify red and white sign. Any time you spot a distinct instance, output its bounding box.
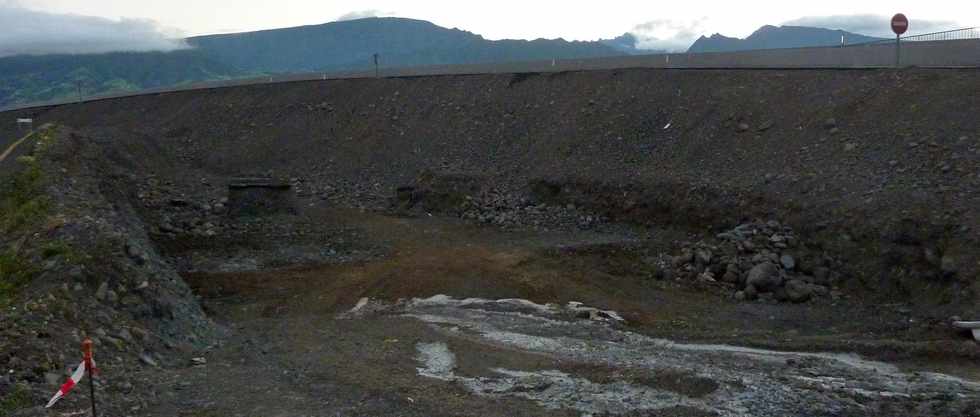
[45,359,94,408]
[45,338,98,408]
[892,13,909,36]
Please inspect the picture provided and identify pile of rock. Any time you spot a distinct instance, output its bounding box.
[458,190,605,230]
[393,172,605,230]
[667,220,844,303]
[136,177,228,237]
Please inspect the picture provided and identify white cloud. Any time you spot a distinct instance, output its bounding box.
[628,18,707,52]
[336,9,394,21]
[783,14,958,37]
[0,2,187,57]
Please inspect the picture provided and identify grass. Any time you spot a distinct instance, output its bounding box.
[40,240,87,265]
[0,384,31,416]
[0,127,56,306]
[0,154,50,234]
[0,251,36,307]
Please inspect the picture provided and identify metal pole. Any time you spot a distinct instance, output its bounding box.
[82,338,97,417]
[88,369,97,417]
[895,34,901,68]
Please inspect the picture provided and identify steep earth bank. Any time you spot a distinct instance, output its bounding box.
[6,68,979,304]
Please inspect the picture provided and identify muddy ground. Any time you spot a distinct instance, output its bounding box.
[142,208,980,417]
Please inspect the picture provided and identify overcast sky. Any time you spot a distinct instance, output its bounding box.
[1,0,976,56]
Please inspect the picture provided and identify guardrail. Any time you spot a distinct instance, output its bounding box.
[2,36,979,114]
[905,27,980,42]
[846,27,980,47]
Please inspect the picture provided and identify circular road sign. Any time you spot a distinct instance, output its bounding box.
[891,13,909,36]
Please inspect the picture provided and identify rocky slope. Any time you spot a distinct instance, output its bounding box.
[0,127,217,415]
[5,68,978,306]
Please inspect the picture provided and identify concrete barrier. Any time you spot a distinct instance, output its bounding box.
[3,39,979,113]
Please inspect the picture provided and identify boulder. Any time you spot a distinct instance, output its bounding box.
[695,249,713,266]
[784,279,812,303]
[95,282,109,301]
[722,264,740,284]
[810,284,830,297]
[746,262,782,292]
[780,254,796,270]
[672,251,694,267]
[941,255,958,278]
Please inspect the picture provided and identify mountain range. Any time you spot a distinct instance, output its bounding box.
[1,18,887,108]
[186,18,620,73]
[0,50,239,108]
[688,25,886,53]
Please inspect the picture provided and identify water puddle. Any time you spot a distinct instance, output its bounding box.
[370,295,980,416]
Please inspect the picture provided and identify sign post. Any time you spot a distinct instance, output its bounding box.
[82,338,98,417]
[44,338,100,411]
[891,13,909,67]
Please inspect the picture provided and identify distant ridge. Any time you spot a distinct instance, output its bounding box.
[186,17,623,73]
[1,18,896,108]
[0,17,624,107]
[688,25,885,53]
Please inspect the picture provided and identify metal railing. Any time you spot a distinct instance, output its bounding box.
[904,27,980,42]
[846,27,980,47]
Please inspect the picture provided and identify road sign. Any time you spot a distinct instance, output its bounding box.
[891,14,909,36]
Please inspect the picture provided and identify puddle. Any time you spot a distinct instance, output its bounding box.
[389,296,980,416]
[416,342,457,380]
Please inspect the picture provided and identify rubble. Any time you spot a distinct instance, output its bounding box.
[663,220,843,303]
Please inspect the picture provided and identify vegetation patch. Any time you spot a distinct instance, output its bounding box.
[0,251,36,307]
[0,128,57,305]
[0,133,52,234]
[0,383,31,416]
[40,240,88,265]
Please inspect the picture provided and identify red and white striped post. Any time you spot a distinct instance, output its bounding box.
[45,337,99,415]
[82,338,98,417]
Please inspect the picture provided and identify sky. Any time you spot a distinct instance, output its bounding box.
[1,0,976,56]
